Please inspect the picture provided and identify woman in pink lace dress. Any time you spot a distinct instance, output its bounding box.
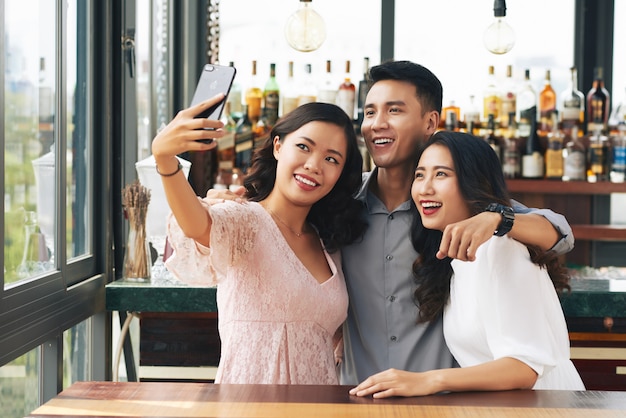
[151,97,366,384]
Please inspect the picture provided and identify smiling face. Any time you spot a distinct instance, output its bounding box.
[273,120,347,206]
[411,143,471,231]
[361,79,438,170]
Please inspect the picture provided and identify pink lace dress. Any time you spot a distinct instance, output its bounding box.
[165,200,347,384]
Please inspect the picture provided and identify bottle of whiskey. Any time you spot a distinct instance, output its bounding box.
[263,63,280,128]
[336,60,356,120]
[483,65,501,123]
[517,69,537,139]
[562,126,586,181]
[245,60,263,124]
[484,114,501,160]
[500,65,517,128]
[502,112,521,179]
[545,114,564,179]
[560,66,584,137]
[539,69,557,137]
[587,127,610,182]
[442,100,461,131]
[586,67,610,134]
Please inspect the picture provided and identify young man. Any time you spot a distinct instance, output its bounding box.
[339,61,574,385]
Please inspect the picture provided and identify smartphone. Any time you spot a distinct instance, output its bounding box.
[190,63,237,142]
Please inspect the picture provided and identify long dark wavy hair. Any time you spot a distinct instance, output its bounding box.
[411,131,571,323]
[243,102,367,253]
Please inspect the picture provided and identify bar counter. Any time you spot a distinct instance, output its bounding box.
[27,381,626,417]
[106,275,626,317]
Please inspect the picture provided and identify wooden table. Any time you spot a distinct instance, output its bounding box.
[27,381,626,417]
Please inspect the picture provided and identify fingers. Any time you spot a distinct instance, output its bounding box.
[185,93,226,118]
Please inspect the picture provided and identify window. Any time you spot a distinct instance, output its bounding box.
[395,0,575,118]
[612,0,625,123]
[2,0,108,411]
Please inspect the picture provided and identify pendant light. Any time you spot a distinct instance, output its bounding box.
[284,0,326,52]
[483,0,515,55]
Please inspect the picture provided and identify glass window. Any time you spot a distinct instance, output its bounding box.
[3,0,91,287]
[611,0,625,124]
[219,0,381,117]
[4,3,57,284]
[395,0,575,120]
[0,348,40,418]
[63,318,92,389]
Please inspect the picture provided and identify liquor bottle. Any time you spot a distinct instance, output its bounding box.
[560,66,584,137]
[253,108,271,146]
[282,61,299,116]
[463,95,481,135]
[263,63,280,128]
[562,126,586,181]
[517,69,537,139]
[483,65,501,123]
[586,66,610,134]
[297,63,317,106]
[545,114,564,179]
[317,60,337,104]
[356,57,370,130]
[610,122,626,183]
[500,65,517,128]
[484,114,501,160]
[216,100,237,172]
[226,61,243,122]
[234,104,255,173]
[441,100,461,131]
[521,118,544,179]
[245,60,263,124]
[502,112,521,179]
[587,127,610,182]
[538,69,557,137]
[336,60,356,120]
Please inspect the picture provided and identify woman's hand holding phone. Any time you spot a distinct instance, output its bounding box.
[151,93,225,162]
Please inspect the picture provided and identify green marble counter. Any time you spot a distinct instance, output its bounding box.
[106,278,217,312]
[106,275,626,318]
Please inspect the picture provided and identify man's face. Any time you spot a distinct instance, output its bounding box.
[361,79,439,170]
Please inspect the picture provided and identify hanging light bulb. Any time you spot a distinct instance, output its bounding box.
[483,0,515,55]
[284,0,326,52]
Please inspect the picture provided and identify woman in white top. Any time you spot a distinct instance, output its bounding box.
[351,130,585,398]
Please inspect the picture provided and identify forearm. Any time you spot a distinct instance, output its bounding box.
[429,358,537,393]
[155,156,212,247]
[508,213,559,251]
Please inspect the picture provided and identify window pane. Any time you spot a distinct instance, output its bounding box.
[611,1,625,125]
[395,0,575,121]
[219,0,381,117]
[67,0,91,259]
[4,1,56,285]
[63,318,92,388]
[0,347,40,418]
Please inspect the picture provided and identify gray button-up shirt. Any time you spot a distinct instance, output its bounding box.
[339,169,574,385]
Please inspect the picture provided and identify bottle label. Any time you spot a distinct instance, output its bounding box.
[264,91,279,126]
[522,153,544,178]
[563,151,586,181]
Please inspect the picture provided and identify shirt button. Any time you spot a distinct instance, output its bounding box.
[389,214,394,220]
[389,296,396,302]
[390,336,397,342]
[386,254,393,261]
